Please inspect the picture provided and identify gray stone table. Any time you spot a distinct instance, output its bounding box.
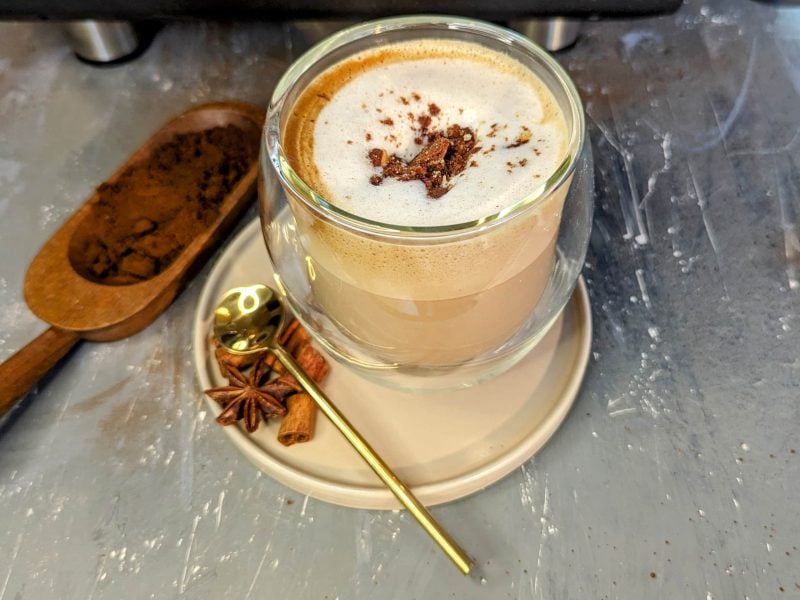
[0,1,798,598]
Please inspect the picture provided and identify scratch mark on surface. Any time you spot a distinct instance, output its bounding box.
[635,269,652,309]
[0,533,23,600]
[776,30,800,94]
[519,463,537,513]
[123,393,139,424]
[690,38,758,153]
[669,201,683,258]
[587,111,648,244]
[610,100,650,245]
[639,132,673,210]
[244,541,271,599]
[179,514,201,594]
[215,490,225,530]
[609,407,638,417]
[607,395,625,408]
[612,321,627,346]
[640,394,659,418]
[687,161,730,300]
[87,555,106,600]
[775,167,800,290]
[53,387,75,428]
[533,473,551,599]
[86,554,108,600]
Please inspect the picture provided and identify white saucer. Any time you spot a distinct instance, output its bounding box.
[192,218,592,510]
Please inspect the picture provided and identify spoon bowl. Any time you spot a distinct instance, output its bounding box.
[214,284,285,354]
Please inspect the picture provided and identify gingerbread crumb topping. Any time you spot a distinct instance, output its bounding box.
[368,124,478,199]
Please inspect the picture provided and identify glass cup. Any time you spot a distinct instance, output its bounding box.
[260,15,593,391]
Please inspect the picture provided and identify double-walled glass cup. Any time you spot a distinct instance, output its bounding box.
[260,16,593,390]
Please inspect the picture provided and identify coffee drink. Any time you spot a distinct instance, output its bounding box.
[280,39,570,365]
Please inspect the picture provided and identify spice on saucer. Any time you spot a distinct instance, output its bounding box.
[211,338,264,377]
[206,319,329,444]
[205,356,286,433]
[273,344,330,393]
[278,393,317,446]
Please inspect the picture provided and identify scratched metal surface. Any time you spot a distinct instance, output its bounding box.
[0,2,799,598]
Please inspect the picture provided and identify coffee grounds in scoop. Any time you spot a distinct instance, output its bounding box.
[72,124,260,285]
[368,125,478,198]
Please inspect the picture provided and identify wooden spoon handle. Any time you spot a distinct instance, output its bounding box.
[0,327,80,417]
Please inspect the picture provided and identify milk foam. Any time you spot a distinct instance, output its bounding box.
[305,40,567,227]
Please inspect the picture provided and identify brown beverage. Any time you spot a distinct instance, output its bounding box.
[281,39,569,364]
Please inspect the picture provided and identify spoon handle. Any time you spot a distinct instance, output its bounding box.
[270,344,473,575]
[0,327,81,417]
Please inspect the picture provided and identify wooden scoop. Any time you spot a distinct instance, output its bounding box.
[0,101,265,416]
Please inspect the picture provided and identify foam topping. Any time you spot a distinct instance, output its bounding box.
[294,39,568,227]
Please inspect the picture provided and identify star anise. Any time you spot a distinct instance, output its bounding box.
[205,355,288,433]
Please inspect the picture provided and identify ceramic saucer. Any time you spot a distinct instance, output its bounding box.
[192,218,592,509]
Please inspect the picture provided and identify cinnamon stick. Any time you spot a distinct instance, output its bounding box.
[262,318,311,374]
[278,319,301,346]
[276,343,329,391]
[263,352,286,374]
[284,323,311,355]
[277,393,317,446]
[276,339,329,446]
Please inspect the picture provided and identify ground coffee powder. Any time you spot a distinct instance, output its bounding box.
[70,124,260,285]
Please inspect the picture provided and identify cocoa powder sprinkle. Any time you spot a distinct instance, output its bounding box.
[507,126,532,149]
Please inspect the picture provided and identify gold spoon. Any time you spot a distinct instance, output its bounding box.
[213,284,473,575]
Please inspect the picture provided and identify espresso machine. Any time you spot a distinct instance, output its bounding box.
[0,0,680,62]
